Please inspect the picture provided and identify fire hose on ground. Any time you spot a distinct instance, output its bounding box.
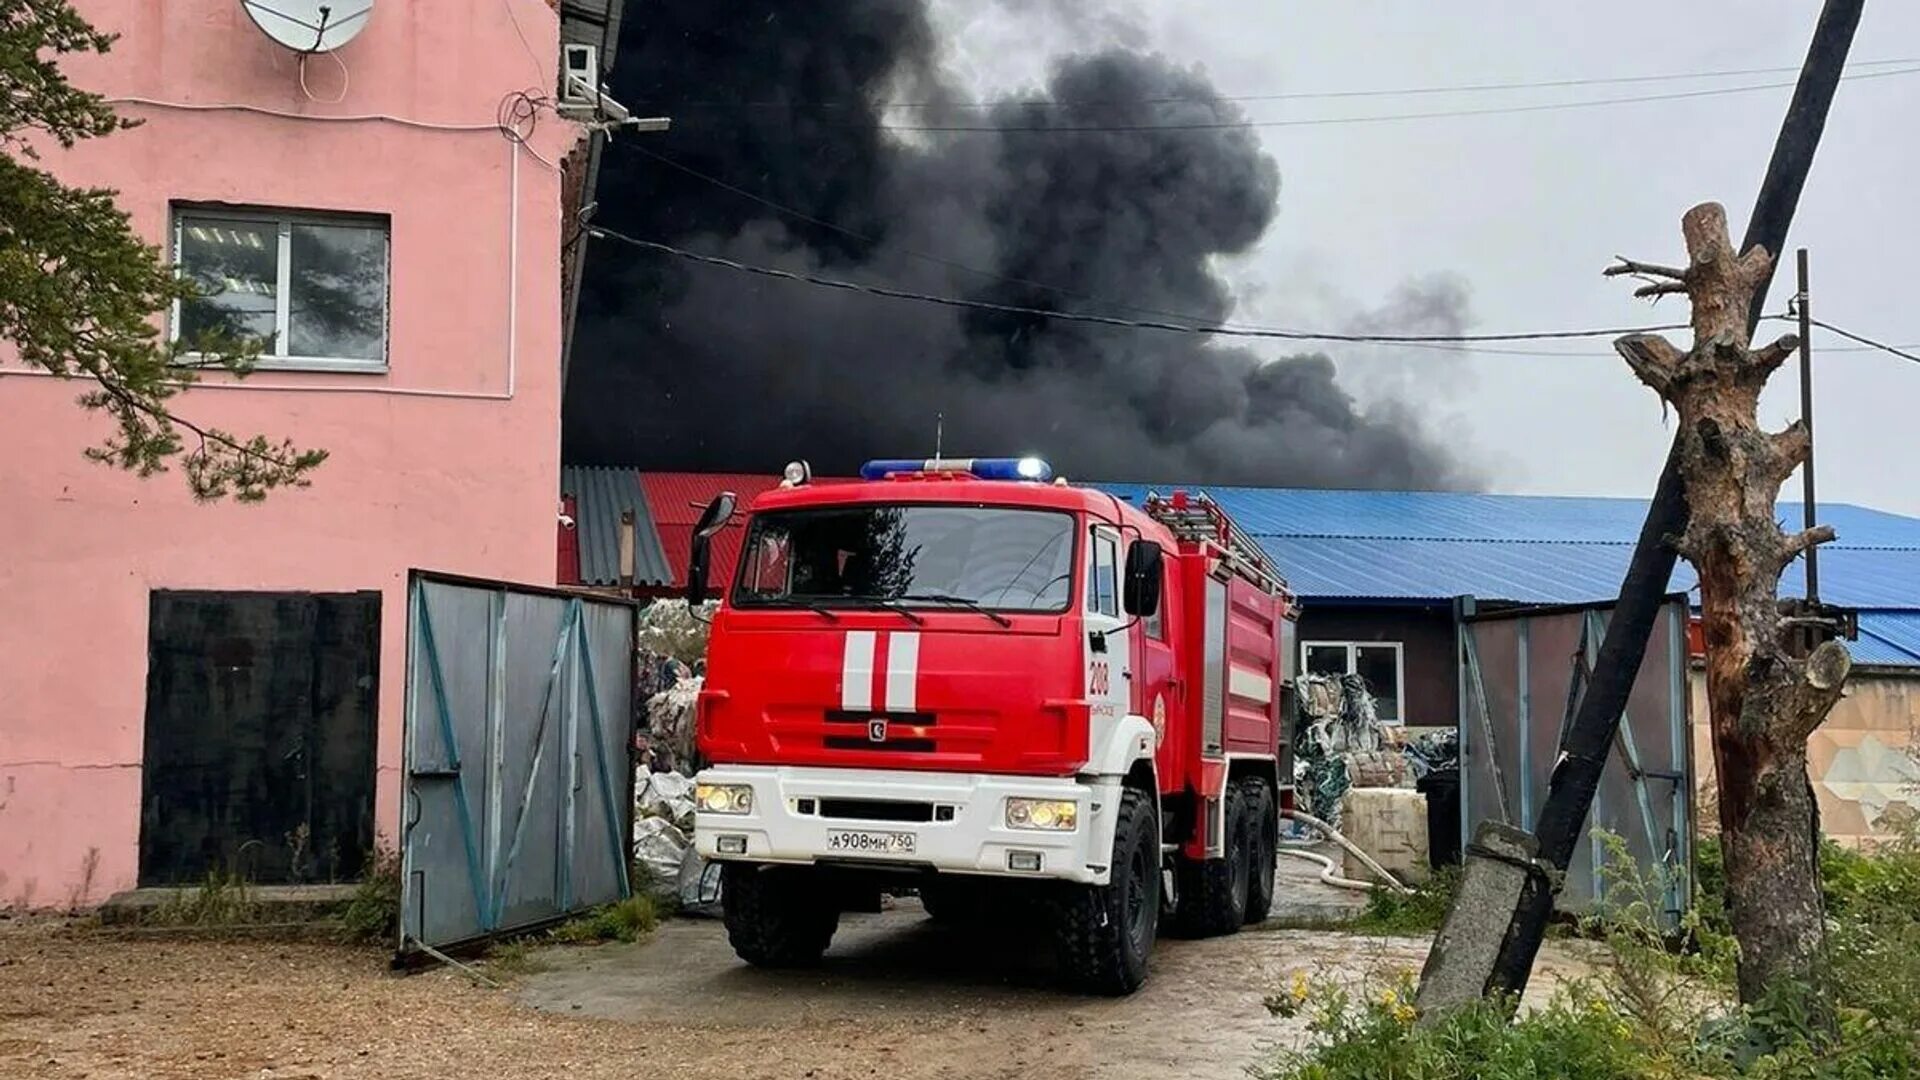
[1278,807,1414,895]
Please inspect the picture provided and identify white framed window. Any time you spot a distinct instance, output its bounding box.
[1301,640,1405,724]
[1088,530,1119,618]
[172,205,390,372]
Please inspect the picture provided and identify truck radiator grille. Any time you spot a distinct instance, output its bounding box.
[816,799,935,823]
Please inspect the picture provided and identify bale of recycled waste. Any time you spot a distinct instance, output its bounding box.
[1346,748,1410,789]
[632,815,690,900]
[1339,786,1430,885]
[643,676,702,776]
[635,769,696,829]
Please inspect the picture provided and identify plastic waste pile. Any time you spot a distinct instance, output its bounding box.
[638,673,700,776]
[629,603,723,916]
[1403,728,1459,781]
[631,766,722,916]
[1292,672,1397,829]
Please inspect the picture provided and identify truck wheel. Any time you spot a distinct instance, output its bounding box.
[721,863,839,968]
[1053,787,1158,996]
[1241,778,1278,924]
[1171,782,1251,937]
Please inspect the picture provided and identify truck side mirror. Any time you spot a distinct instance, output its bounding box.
[685,491,737,605]
[1122,540,1164,618]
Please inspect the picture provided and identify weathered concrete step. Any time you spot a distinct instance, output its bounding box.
[98,884,358,926]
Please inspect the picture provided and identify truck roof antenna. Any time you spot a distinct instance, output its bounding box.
[934,412,943,462]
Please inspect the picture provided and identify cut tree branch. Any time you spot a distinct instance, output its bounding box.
[1780,525,1837,563]
[1781,640,1852,744]
[1766,423,1811,485]
[1603,257,1689,282]
[1614,333,1688,395]
[1750,334,1801,376]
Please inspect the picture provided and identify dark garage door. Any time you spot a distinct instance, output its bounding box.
[140,591,380,886]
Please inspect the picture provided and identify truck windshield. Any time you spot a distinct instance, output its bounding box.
[734,505,1076,613]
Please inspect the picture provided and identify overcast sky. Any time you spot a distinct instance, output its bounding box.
[928,2,1920,516]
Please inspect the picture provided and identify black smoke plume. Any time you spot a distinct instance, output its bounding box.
[566,2,1475,489]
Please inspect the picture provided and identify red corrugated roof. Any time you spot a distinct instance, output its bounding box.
[640,472,851,589]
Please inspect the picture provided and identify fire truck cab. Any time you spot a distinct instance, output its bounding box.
[689,458,1296,994]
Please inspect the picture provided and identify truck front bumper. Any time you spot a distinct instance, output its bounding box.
[692,764,1119,885]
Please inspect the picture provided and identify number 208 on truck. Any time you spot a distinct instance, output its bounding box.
[685,457,1298,995]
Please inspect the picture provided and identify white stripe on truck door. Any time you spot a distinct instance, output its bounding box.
[843,630,876,711]
[885,631,920,711]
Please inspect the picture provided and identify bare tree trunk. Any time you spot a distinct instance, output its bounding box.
[1608,203,1851,1004]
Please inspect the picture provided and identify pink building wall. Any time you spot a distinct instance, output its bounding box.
[0,0,581,907]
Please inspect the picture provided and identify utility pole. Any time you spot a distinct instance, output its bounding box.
[1797,248,1820,602]
[1420,0,1867,1011]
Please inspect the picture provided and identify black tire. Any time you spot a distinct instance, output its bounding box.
[1242,778,1278,924]
[721,863,840,968]
[1053,787,1159,995]
[1171,781,1251,937]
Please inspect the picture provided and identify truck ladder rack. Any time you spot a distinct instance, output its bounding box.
[1140,490,1288,592]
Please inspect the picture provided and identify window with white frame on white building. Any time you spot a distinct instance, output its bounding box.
[1302,641,1405,723]
[172,207,390,372]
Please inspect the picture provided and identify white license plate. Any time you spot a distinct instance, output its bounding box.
[824,829,917,856]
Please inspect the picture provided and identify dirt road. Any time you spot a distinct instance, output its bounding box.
[0,887,1593,1079]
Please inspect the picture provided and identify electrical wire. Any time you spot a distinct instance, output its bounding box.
[500,0,546,81]
[612,148,1920,361]
[107,96,500,132]
[628,143,1300,332]
[496,88,559,169]
[1805,317,1920,366]
[867,65,1920,134]
[296,49,350,105]
[650,56,1920,112]
[586,226,1696,346]
[103,94,563,171]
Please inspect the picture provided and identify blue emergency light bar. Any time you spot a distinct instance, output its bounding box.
[859,457,1053,482]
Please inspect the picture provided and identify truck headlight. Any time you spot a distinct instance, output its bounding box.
[696,783,754,815]
[1005,797,1077,831]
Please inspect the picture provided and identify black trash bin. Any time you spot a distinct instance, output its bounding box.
[1416,767,1462,868]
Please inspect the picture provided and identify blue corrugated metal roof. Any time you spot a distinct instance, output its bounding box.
[1092,484,1920,611]
[1101,485,1920,547]
[1856,611,1920,666]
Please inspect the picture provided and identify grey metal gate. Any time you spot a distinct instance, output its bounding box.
[399,572,636,954]
[1457,596,1693,925]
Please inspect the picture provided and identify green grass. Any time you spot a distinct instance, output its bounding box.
[337,849,401,944]
[143,869,263,927]
[1343,868,1460,936]
[484,939,549,977]
[545,895,659,945]
[1266,831,1920,1079]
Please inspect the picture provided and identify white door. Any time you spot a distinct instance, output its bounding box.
[1084,525,1133,755]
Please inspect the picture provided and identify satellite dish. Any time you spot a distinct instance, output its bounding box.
[242,1,374,54]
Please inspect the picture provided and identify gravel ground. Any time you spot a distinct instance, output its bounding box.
[0,873,1594,1080]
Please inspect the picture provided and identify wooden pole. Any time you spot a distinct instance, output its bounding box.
[1480,0,1865,1003]
[618,509,637,592]
[1797,248,1820,602]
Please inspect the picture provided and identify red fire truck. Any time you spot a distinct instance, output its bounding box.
[687,457,1296,994]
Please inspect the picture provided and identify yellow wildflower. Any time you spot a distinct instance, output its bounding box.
[1392,1001,1418,1025]
[1290,972,1311,1003]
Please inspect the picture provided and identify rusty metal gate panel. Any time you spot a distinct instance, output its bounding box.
[1457,596,1693,925]
[399,572,636,954]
